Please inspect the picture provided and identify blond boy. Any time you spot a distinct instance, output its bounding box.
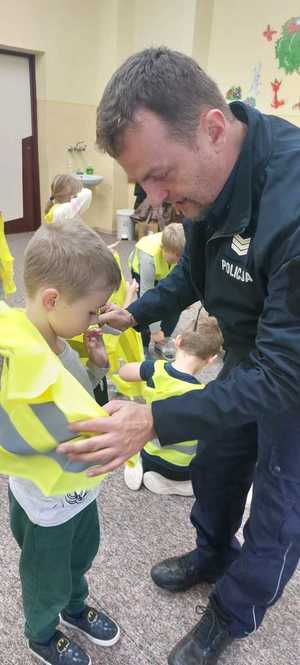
[7,221,121,665]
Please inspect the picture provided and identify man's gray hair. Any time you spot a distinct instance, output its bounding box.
[97,47,232,158]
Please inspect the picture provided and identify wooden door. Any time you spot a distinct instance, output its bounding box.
[0,51,40,233]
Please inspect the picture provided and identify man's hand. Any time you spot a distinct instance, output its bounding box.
[57,401,155,475]
[98,304,136,331]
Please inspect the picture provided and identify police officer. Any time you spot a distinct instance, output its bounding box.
[59,48,300,665]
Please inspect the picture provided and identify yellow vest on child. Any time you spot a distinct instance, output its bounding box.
[0,212,16,295]
[128,360,204,469]
[0,302,107,496]
[129,232,176,281]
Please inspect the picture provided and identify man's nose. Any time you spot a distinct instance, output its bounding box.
[142,183,169,207]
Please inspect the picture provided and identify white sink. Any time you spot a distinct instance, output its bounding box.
[74,173,104,188]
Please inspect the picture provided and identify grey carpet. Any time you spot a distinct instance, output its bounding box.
[0,231,299,664]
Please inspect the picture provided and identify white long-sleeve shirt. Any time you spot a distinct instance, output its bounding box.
[51,187,92,223]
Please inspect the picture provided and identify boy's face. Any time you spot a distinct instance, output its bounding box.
[45,287,113,338]
[162,248,181,265]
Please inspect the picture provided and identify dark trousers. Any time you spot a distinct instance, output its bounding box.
[94,377,108,407]
[9,491,100,643]
[190,383,300,636]
[131,270,180,348]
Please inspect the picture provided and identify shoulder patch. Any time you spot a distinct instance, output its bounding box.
[231,234,251,256]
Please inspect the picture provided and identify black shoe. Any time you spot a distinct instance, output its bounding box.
[61,606,120,647]
[29,630,91,665]
[168,598,234,665]
[151,549,220,592]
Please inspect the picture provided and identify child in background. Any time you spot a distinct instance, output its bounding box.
[120,316,223,496]
[6,221,121,665]
[128,223,185,358]
[44,174,92,223]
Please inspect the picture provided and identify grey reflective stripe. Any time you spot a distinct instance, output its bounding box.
[0,403,93,473]
[0,405,35,455]
[163,443,197,456]
[150,437,197,456]
[31,403,76,445]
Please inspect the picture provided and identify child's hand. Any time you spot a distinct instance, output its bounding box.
[108,240,121,252]
[151,330,165,344]
[84,330,108,367]
[123,279,139,308]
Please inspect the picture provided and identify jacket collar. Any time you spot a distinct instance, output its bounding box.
[208,102,272,238]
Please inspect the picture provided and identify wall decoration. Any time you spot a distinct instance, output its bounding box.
[263,24,278,41]
[275,17,300,74]
[270,79,285,109]
[226,85,242,101]
[250,62,262,97]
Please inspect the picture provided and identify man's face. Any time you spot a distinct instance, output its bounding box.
[118,109,227,220]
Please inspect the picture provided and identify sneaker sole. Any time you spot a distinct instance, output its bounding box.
[60,616,121,647]
[143,473,194,496]
[29,645,92,665]
[124,458,143,491]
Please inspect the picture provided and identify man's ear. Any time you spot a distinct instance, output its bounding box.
[42,288,59,312]
[200,108,226,152]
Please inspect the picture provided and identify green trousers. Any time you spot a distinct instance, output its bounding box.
[9,490,100,643]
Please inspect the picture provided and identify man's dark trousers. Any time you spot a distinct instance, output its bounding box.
[191,395,300,636]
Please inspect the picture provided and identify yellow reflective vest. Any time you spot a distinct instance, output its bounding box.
[0,302,107,496]
[129,232,176,281]
[129,360,204,469]
[0,212,16,296]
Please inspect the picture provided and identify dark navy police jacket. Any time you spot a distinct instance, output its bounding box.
[128,102,300,451]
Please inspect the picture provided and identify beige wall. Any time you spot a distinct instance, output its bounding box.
[0,0,123,232]
[2,1,299,233]
[133,0,197,54]
[0,0,212,233]
[207,0,300,126]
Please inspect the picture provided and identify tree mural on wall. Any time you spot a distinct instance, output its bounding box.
[275,17,300,74]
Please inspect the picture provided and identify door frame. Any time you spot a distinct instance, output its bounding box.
[0,49,41,233]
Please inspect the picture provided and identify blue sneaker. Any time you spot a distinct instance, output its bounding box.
[60,606,120,647]
[29,630,91,665]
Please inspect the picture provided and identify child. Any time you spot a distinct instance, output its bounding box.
[120,316,223,496]
[128,223,185,357]
[6,221,121,665]
[44,173,92,223]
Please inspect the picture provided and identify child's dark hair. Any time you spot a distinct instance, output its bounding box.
[179,315,223,359]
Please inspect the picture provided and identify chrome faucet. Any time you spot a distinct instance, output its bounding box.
[67,142,87,152]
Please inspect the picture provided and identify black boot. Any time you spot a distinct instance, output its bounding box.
[168,598,234,665]
[151,549,221,592]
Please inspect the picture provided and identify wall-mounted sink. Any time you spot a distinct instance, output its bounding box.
[74,173,104,188]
